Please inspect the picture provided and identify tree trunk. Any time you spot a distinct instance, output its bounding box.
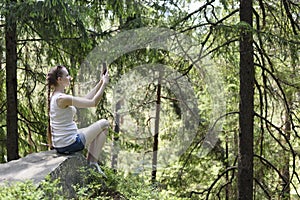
[152,72,162,183]
[225,135,230,200]
[238,0,254,199]
[111,100,121,172]
[281,99,291,200]
[0,38,5,163]
[5,0,19,161]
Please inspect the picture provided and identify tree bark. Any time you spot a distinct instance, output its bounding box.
[281,99,291,200]
[0,36,5,163]
[111,100,121,172]
[238,0,254,199]
[5,0,19,161]
[152,72,162,183]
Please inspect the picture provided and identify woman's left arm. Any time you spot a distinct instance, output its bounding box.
[84,79,103,99]
[84,66,108,99]
[57,72,109,108]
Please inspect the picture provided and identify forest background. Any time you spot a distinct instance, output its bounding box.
[0,0,299,199]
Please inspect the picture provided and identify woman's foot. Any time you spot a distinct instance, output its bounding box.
[89,161,107,178]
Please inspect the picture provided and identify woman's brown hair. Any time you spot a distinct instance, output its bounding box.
[46,65,64,149]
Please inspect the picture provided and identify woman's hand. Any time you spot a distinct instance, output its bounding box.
[102,69,109,85]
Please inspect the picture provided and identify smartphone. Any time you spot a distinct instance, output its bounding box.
[102,62,107,75]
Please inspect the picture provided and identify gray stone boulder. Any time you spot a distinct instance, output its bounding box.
[0,150,89,198]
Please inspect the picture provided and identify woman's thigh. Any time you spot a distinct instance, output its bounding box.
[78,119,109,145]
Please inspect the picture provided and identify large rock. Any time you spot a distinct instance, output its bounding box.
[0,150,88,198]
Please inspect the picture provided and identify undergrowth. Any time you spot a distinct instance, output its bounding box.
[0,167,186,200]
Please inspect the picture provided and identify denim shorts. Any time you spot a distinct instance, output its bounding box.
[55,133,86,155]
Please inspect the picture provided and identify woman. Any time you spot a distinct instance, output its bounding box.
[46,65,109,176]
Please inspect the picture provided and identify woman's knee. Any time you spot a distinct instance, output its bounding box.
[97,119,110,129]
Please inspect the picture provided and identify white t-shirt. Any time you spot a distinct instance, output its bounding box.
[50,93,78,148]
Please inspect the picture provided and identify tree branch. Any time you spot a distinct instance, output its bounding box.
[172,0,216,28]
[282,0,299,35]
[253,177,271,199]
[254,112,293,152]
[255,63,300,139]
[189,166,237,199]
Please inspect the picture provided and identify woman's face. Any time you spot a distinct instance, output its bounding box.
[58,67,71,87]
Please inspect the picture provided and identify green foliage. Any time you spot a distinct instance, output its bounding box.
[74,167,187,199]
[0,178,63,200]
[1,0,300,199]
[0,181,44,200]
[0,168,190,199]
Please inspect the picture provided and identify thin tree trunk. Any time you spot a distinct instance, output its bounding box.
[5,0,19,161]
[282,101,291,200]
[238,0,254,199]
[111,100,120,172]
[152,72,162,183]
[0,39,5,163]
[225,135,230,200]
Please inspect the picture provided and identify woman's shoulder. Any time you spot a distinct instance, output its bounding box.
[55,94,74,108]
[55,93,71,99]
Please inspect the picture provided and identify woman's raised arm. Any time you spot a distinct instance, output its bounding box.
[57,71,109,108]
[84,79,103,99]
[83,64,108,99]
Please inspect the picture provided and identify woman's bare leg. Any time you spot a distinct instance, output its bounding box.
[78,119,109,162]
[87,129,108,162]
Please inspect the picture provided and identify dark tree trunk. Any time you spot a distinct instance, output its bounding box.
[238,0,254,199]
[5,0,19,161]
[152,72,162,183]
[0,37,5,163]
[225,135,230,200]
[282,101,291,200]
[111,100,121,172]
